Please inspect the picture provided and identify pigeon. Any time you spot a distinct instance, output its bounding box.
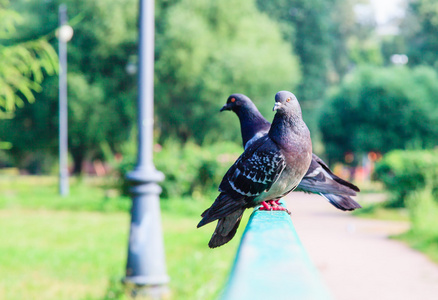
[220,94,271,149]
[220,93,361,212]
[198,91,313,248]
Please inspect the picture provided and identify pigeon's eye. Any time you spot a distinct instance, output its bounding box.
[286,97,291,102]
[231,98,236,103]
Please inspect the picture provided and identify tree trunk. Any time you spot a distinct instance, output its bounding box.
[71,147,84,175]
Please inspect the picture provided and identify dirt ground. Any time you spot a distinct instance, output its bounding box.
[285,192,438,300]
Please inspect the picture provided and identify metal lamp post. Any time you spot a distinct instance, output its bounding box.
[124,0,169,297]
[58,4,73,196]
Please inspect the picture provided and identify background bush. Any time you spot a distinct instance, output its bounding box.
[406,186,438,239]
[374,149,438,207]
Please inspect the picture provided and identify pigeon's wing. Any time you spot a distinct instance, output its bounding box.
[312,154,360,192]
[297,154,358,196]
[198,136,285,228]
[219,135,286,199]
[244,130,268,150]
[243,121,271,149]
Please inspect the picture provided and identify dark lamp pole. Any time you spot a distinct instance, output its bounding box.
[124,0,169,297]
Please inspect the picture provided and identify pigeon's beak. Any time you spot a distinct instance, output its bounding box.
[220,104,230,112]
[273,102,282,111]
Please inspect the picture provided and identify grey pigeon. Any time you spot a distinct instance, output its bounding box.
[198,91,312,248]
[220,93,361,211]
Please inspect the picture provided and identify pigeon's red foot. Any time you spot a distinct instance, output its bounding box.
[258,200,291,215]
[260,201,271,210]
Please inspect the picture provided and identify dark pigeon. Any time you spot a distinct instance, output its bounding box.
[198,91,313,248]
[220,93,361,212]
[220,95,271,149]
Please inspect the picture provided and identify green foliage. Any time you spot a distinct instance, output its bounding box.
[120,140,242,200]
[67,73,112,172]
[2,0,385,174]
[0,0,57,118]
[256,0,332,101]
[406,186,438,239]
[157,141,241,199]
[374,149,438,207]
[320,65,438,163]
[396,185,438,264]
[0,76,59,172]
[1,0,138,172]
[155,0,301,143]
[4,0,302,172]
[348,36,383,66]
[402,0,438,68]
[256,0,380,100]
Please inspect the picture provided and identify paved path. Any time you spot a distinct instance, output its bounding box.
[285,192,438,300]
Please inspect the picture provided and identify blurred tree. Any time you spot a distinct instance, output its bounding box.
[254,0,383,140]
[347,0,383,66]
[256,0,332,102]
[401,0,438,68]
[1,0,138,173]
[3,0,301,172]
[0,76,58,172]
[381,35,406,66]
[328,0,356,81]
[329,0,384,79]
[319,65,438,163]
[0,0,57,118]
[155,0,301,143]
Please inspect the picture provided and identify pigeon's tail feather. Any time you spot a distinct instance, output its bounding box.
[321,193,362,211]
[201,208,208,218]
[197,193,245,228]
[331,175,360,193]
[208,209,244,248]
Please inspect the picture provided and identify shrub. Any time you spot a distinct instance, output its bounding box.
[406,186,438,239]
[374,149,438,207]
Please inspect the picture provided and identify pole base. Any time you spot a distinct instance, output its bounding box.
[123,274,169,286]
[123,279,170,300]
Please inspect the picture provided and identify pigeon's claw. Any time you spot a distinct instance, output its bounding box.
[259,201,272,211]
[258,200,291,214]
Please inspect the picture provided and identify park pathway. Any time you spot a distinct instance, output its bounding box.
[285,192,438,300]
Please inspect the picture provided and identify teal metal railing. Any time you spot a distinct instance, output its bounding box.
[220,204,332,300]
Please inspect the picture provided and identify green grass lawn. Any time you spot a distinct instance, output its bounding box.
[396,232,438,264]
[0,176,244,300]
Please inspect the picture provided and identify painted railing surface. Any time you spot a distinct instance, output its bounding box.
[220,204,332,300]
